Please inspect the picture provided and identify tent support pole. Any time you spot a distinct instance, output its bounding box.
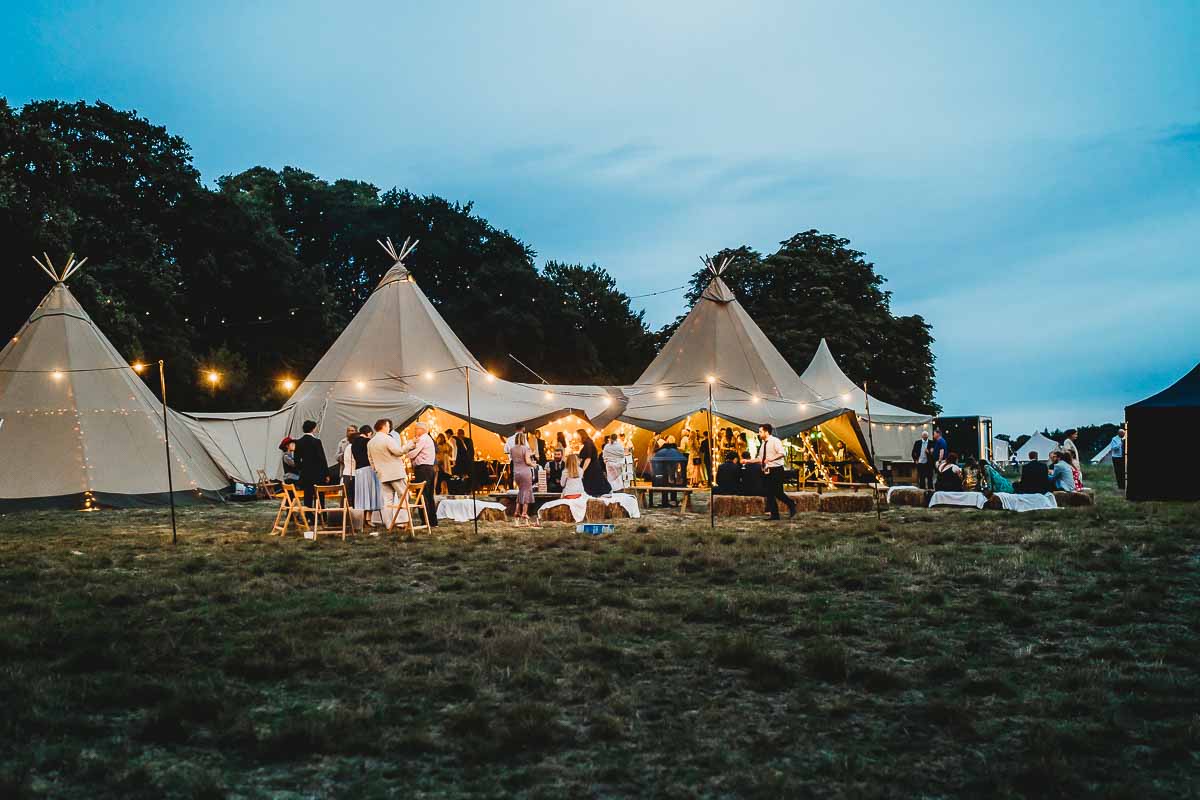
[464,366,477,536]
[158,360,178,545]
[708,382,715,530]
[864,381,881,523]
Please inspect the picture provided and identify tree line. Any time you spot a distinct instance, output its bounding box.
[0,99,937,413]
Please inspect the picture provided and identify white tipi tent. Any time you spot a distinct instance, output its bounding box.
[618,257,871,462]
[1015,432,1059,462]
[1091,442,1113,464]
[797,338,933,465]
[0,255,230,509]
[184,239,623,479]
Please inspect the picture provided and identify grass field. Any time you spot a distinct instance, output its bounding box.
[1,466,1198,798]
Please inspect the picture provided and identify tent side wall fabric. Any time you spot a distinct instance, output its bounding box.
[1126,406,1199,501]
[0,282,231,508]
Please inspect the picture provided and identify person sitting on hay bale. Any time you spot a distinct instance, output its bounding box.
[1016,452,1053,494]
[713,450,742,496]
[740,451,764,497]
[537,455,642,523]
[1048,451,1076,493]
[934,452,965,492]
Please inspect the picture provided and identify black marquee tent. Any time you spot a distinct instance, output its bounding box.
[1125,362,1200,501]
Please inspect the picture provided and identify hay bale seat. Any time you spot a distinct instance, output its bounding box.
[711,492,821,516]
[539,504,576,523]
[1054,489,1096,507]
[712,495,765,516]
[789,492,821,512]
[983,494,1003,511]
[603,501,631,519]
[819,493,876,513]
[584,499,620,522]
[477,507,507,522]
[888,487,930,508]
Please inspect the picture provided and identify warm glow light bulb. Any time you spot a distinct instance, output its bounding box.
[544,391,554,400]
[207,371,220,385]
[282,378,296,392]
[602,397,612,407]
[424,370,433,380]
[51,370,63,381]
[485,371,495,382]
[131,362,145,373]
[841,392,852,401]
[355,380,366,390]
[751,396,760,403]
[706,375,716,383]
[656,389,665,398]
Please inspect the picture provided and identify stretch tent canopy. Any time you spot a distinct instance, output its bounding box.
[0,256,230,509]
[616,257,871,463]
[187,238,623,479]
[798,338,933,464]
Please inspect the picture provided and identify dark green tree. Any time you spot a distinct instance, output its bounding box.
[678,231,938,412]
[538,262,655,383]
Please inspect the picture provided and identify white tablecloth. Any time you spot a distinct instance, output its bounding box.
[538,492,641,522]
[993,492,1058,512]
[929,491,987,509]
[436,498,508,522]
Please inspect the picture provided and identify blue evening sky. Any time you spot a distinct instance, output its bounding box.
[4,1,1198,435]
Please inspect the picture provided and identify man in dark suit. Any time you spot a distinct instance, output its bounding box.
[713,450,743,495]
[912,431,933,490]
[294,419,329,514]
[740,450,765,497]
[453,428,474,490]
[1016,451,1053,494]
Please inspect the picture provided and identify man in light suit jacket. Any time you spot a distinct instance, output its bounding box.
[367,418,408,530]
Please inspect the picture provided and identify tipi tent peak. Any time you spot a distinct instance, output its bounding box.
[618,260,871,473]
[797,338,933,465]
[32,252,89,284]
[186,234,623,477]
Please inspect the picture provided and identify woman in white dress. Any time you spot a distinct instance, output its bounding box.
[561,453,585,496]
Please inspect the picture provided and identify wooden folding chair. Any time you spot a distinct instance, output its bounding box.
[298,484,349,540]
[390,480,431,535]
[257,469,282,500]
[270,483,301,536]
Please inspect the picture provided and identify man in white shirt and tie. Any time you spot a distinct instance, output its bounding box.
[757,424,796,520]
[402,421,439,527]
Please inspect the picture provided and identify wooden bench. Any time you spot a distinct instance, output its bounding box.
[630,486,695,514]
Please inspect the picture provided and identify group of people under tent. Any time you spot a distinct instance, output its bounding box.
[651,424,799,519]
[273,410,847,528]
[909,426,1103,496]
[280,418,470,532]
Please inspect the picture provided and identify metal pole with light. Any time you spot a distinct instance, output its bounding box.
[708,377,716,530]
[157,360,178,545]
[863,381,881,522]
[464,366,478,536]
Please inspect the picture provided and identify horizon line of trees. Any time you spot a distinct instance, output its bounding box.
[1,98,938,413]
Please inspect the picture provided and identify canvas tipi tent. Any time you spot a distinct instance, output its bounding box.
[618,256,871,466]
[1015,431,1059,462]
[186,239,623,479]
[1125,363,1200,501]
[0,255,230,509]
[798,339,933,465]
[1091,441,1113,464]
